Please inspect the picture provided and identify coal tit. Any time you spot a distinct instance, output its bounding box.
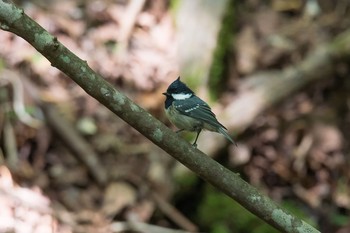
[163,77,236,147]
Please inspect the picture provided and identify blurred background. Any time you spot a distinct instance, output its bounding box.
[1,0,350,232]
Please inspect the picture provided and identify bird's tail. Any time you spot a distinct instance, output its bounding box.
[218,127,237,146]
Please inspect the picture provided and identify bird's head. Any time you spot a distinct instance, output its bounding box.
[162,77,194,101]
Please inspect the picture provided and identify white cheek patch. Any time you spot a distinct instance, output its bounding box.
[172,93,192,100]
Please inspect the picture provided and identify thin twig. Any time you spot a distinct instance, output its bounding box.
[151,192,198,232]
[43,104,108,186]
[110,221,196,233]
[127,173,198,232]
[0,69,42,128]
[118,0,147,43]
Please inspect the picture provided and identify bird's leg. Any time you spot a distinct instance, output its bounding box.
[192,129,202,148]
[176,129,185,134]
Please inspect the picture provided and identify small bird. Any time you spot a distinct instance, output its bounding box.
[163,77,236,147]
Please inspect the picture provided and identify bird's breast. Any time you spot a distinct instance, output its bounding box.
[165,105,202,131]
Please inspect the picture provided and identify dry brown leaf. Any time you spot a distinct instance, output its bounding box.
[102,182,137,217]
[312,123,343,153]
[235,26,260,74]
[228,143,251,166]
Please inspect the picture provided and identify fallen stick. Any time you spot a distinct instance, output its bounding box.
[199,31,350,154]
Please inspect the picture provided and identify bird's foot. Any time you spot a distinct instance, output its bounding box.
[176,129,184,134]
[192,143,198,148]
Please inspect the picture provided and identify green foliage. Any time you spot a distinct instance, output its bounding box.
[197,186,279,233]
[330,212,350,227]
[208,0,235,100]
[0,58,4,70]
[211,223,231,233]
[187,75,201,91]
[169,0,181,16]
[328,179,350,227]
[174,171,198,189]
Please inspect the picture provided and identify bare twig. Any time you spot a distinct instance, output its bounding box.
[151,192,198,232]
[126,173,198,232]
[3,102,18,168]
[118,0,147,43]
[43,104,108,185]
[110,221,195,233]
[0,69,42,128]
[115,0,147,70]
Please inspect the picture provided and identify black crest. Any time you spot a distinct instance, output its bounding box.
[166,77,194,94]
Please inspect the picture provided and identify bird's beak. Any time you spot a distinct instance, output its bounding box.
[162,92,168,96]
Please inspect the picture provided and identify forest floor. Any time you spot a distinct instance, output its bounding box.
[1,1,350,233]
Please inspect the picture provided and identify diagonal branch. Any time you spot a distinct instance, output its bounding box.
[0,1,319,232]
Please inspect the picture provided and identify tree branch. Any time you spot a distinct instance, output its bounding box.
[0,1,319,232]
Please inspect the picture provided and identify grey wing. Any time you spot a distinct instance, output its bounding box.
[174,96,226,130]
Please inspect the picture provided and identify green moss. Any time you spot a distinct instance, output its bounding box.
[113,92,126,105]
[60,55,70,64]
[208,0,236,100]
[271,209,293,232]
[100,87,109,96]
[0,58,4,70]
[197,185,279,233]
[330,213,350,227]
[188,74,202,90]
[281,200,316,226]
[211,224,231,233]
[80,66,87,72]
[34,32,55,51]
[174,172,198,189]
[169,0,181,16]
[0,2,22,25]
[152,128,163,142]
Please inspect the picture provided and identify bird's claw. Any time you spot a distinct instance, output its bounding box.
[175,129,184,134]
